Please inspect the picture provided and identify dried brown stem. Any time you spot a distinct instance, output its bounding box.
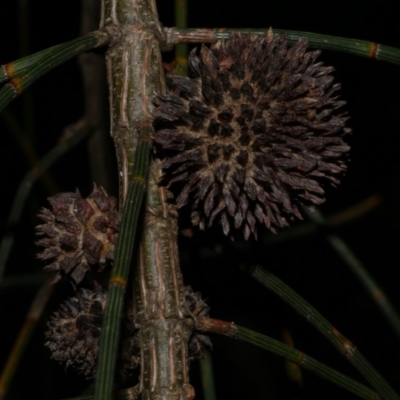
[197,317,236,336]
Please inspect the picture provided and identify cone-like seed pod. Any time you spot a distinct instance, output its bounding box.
[36,185,119,285]
[45,282,139,380]
[153,32,351,239]
[185,286,212,359]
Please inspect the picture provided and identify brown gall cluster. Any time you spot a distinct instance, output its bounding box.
[36,185,119,285]
[45,282,139,380]
[153,32,351,239]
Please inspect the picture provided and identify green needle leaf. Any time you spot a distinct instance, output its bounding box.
[0,30,111,113]
[94,126,153,400]
[198,318,380,400]
[250,266,400,400]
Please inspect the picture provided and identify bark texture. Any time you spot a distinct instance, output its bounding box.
[134,162,194,400]
[100,0,165,203]
[101,1,193,398]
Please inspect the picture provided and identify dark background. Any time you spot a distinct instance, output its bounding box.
[1,1,400,399]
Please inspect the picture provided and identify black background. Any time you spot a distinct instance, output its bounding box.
[1,1,400,399]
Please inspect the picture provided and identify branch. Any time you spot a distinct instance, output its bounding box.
[0,277,54,399]
[198,318,380,400]
[165,27,400,65]
[0,29,113,112]
[249,266,400,400]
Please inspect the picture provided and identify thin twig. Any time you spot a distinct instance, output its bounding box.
[1,108,59,194]
[165,27,400,64]
[303,207,400,341]
[0,276,54,399]
[264,194,382,245]
[0,120,92,283]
